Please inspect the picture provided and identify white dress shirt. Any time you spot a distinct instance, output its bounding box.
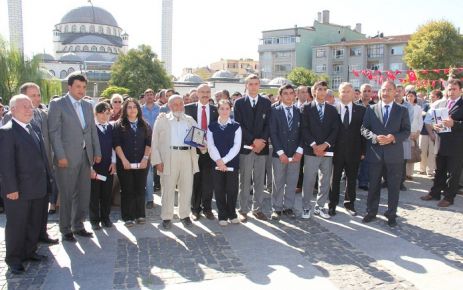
[169,117,190,146]
[207,118,242,165]
[196,102,210,128]
[248,95,259,107]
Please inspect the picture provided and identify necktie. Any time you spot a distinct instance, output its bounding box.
[383,105,390,125]
[101,124,107,133]
[130,121,137,132]
[26,124,41,150]
[74,101,86,129]
[201,105,207,130]
[286,107,293,128]
[252,99,256,108]
[343,105,349,127]
[318,104,324,121]
[448,100,455,110]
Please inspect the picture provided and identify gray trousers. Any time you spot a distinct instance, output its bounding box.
[238,153,266,213]
[302,155,333,210]
[56,150,91,234]
[272,158,300,211]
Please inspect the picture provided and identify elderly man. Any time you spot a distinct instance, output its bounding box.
[0,95,52,274]
[151,95,199,229]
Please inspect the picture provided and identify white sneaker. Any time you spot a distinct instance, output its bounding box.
[315,208,331,219]
[219,220,228,226]
[302,209,312,219]
[230,218,240,224]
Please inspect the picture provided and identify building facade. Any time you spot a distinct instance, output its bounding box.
[312,34,410,90]
[161,0,173,74]
[258,10,365,79]
[209,59,259,78]
[7,0,24,53]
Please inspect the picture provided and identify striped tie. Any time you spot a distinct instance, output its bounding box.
[318,104,324,121]
[286,107,293,128]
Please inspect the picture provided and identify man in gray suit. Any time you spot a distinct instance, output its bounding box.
[361,81,410,227]
[48,74,101,242]
[269,84,303,220]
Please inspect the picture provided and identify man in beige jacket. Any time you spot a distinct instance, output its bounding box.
[151,95,199,230]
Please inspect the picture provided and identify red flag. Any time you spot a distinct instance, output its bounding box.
[407,70,417,82]
[433,69,441,74]
[444,68,450,74]
[386,70,396,80]
[365,70,373,80]
[432,80,436,87]
[421,70,428,74]
[395,70,401,75]
[352,70,359,77]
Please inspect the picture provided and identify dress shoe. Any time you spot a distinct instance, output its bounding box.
[358,185,369,191]
[400,184,408,191]
[420,194,440,201]
[48,209,56,215]
[91,223,102,230]
[270,211,282,221]
[181,217,193,227]
[238,211,248,223]
[190,212,200,221]
[146,201,154,209]
[283,208,296,219]
[362,214,376,223]
[62,233,77,243]
[203,211,215,220]
[39,236,59,245]
[387,217,397,227]
[162,220,172,230]
[328,208,336,216]
[405,175,413,181]
[9,264,25,274]
[252,211,268,221]
[26,253,48,262]
[74,229,93,237]
[124,220,135,227]
[295,187,302,193]
[136,217,146,224]
[102,220,113,228]
[437,199,453,207]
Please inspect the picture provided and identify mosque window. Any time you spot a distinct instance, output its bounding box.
[83,46,89,51]
[80,25,86,33]
[98,26,104,33]
[106,27,111,35]
[107,47,112,53]
[64,25,69,33]
[68,67,75,74]
[99,46,105,52]
[60,70,67,79]
[91,46,97,52]
[71,25,77,32]
[113,28,117,36]
[69,46,73,51]
[75,46,81,52]
[90,25,95,33]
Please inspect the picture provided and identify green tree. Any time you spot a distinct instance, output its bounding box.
[0,36,42,104]
[404,20,463,80]
[287,67,329,87]
[110,45,172,97]
[100,85,130,98]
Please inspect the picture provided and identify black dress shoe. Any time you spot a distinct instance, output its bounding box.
[102,220,113,228]
[9,264,25,274]
[400,184,407,191]
[39,236,59,245]
[328,208,336,216]
[190,212,200,221]
[387,217,397,227]
[181,217,193,227]
[62,233,77,242]
[48,209,56,215]
[162,220,172,230]
[73,229,93,237]
[362,214,376,223]
[27,253,48,262]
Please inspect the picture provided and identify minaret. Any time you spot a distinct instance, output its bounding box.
[161,0,173,74]
[7,0,24,54]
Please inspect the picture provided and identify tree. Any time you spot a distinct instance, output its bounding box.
[100,85,130,99]
[404,20,463,80]
[287,67,329,87]
[0,36,42,104]
[110,45,172,97]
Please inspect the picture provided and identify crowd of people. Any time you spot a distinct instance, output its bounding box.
[0,73,462,275]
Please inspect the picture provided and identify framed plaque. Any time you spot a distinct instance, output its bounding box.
[184,126,206,148]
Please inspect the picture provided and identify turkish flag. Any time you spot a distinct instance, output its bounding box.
[353,70,360,77]
[444,68,450,74]
[386,70,396,80]
[407,70,417,82]
[433,69,441,74]
[395,70,401,75]
[366,70,373,80]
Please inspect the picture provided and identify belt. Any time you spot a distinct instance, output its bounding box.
[170,146,191,150]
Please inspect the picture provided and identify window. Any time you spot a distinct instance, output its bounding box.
[80,25,86,33]
[332,48,345,59]
[350,47,362,56]
[90,25,95,33]
[315,64,327,73]
[107,47,112,53]
[276,51,290,58]
[71,25,77,32]
[91,46,97,52]
[69,46,73,51]
[106,27,111,35]
[113,28,117,35]
[316,49,326,58]
[60,70,67,79]
[99,46,105,52]
[68,67,75,74]
[49,70,55,76]
[262,36,296,45]
[63,46,67,52]
[227,63,237,69]
[75,46,81,52]
[64,25,69,33]
[331,77,343,90]
[83,45,89,51]
[349,64,360,71]
[333,64,343,73]
[390,45,404,55]
[98,26,104,33]
[274,64,291,72]
[368,63,383,71]
[390,63,403,71]
[367,44,384,58]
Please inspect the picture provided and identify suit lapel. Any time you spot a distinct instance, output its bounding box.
[449,97,463,115]
[311,101,323,125]
[65,95,85,129]
[374,102,384,125]
[292,105,300,130]
[12,120,41,153]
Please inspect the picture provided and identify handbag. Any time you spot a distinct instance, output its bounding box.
[407,139,421,163]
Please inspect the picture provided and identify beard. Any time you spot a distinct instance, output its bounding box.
[172,111,185,118]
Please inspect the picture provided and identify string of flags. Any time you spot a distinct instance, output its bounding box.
[351,67,463,88]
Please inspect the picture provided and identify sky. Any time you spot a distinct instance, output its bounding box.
[1,0,462,76]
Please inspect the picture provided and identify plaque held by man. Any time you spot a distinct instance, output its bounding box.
[184,126,206,148]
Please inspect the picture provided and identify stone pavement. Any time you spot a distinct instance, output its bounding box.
[0,172,462,290]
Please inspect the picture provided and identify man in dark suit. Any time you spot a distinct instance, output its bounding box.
[361,81,410,227]
[269,84,303,220]
[48,74,101,242]
[234,74,272,222]
[328,82,366,216]
[0,95,52,274]
[421,79,463,207]
[301,81,339,220]
[184,84,218,220]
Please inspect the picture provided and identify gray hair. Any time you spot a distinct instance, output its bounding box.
[338,82,353,91]
[168,94,184,105]
[326,89,334,97]
[9,94,31,108]
[110,93,123,103]
[360,83,372,91]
